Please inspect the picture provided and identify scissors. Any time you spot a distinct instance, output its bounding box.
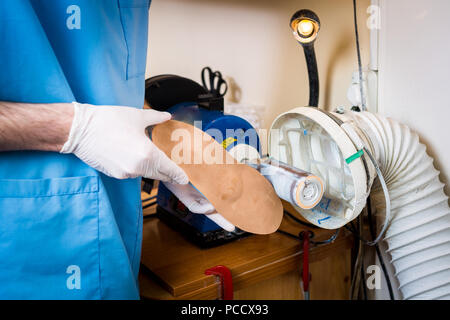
[201,67,228,97]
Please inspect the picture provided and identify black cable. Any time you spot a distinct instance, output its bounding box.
[353,0,366,111]
[347,200,394,300]
[343,212,382,245]
[277,228,340,245]
[276,229,300,241]
[281,209,353,296]
[345,221,374,244]
[344,223,356,234]
[358,215,367,300]
[308,229,340,245]
[350,221,357,232]
[351,215,365,299]
[360,259,367,300]
[142,195,156,202]
[283,210,319,229]
[344,224,372,244]
[142,201,157,209]
[281,209,339,244]
[367,197,395,300]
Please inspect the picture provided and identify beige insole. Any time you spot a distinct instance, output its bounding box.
[152,120,283,234]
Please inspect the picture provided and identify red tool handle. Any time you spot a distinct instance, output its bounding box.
[302,231,311,299]
[205,265,233,300]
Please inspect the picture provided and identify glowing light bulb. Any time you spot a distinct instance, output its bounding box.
[297,19,314,38]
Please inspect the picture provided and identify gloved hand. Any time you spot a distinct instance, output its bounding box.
[60,102,188,184]
[163,182,236,232]
[162,182,215,214]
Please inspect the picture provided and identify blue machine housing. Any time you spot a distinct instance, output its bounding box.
[157,102,261,233]
[169,102,260,152]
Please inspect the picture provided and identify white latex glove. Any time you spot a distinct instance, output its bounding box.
[60,102,188,184]
[163,182,236,232]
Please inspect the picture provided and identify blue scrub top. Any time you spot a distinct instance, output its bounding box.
[0,0,150,299]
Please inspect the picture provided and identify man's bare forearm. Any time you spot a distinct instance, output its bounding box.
[0,102,74,152]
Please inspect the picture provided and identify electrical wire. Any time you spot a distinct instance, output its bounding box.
[340,122,391,245]
[142,201,157,209]
[276,229,300,240]
[284,210,319,229]
[360,252,368,299]
[350,215,363,299]
[277,228,340,245]
[347,198,394,300]
[363,147,391,246]
[142,195,156,202]
[309,229,340,245]
[349,1,394,297]
[367,197,395,300]
[280,210,340,244]
[276,226,340,302]
[344,224,372,244]
[358,215,367,300]
[353,0,366,111]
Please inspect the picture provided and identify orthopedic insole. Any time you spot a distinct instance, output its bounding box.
[152,120,283,234]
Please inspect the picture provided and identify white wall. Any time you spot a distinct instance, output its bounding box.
[145,0,448,192]
[377,0,450,195]
[146,0,371,132]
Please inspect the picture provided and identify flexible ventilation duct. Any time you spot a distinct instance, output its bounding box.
[269,107,450,300]
[348,112,450,300]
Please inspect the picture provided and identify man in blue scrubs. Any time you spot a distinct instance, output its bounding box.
[0,0,188,299]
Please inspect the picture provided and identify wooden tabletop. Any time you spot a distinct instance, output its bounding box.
[140,188,353,299]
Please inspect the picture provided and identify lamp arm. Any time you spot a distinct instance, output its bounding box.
[303,44,319,107]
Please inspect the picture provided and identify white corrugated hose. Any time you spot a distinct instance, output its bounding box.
[350,112,450,300]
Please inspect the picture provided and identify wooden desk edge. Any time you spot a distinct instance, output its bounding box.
[143,232,352,299]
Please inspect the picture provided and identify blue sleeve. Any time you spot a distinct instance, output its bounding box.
[0,0,74,103]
